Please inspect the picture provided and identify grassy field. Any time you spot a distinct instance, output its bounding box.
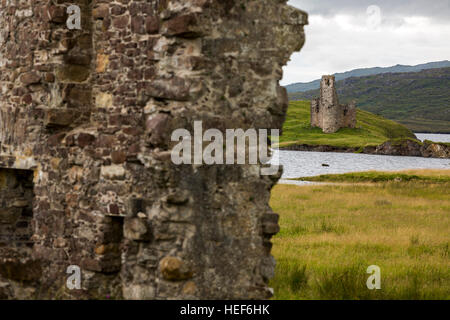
[269,170,450,300]
[295,170,450,184]
[278,101,416,148]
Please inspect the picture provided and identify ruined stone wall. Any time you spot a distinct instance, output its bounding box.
[310,75,356,133]
[342,101,357,129]
[310,98,320,128]
[0,1,307,299]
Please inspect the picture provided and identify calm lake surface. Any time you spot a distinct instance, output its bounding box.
[416,133,450,143]
[275,133,450,185]
[274,149,450,185]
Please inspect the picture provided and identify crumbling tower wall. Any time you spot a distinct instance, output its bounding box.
[342,101,357,129]
[0,1,307,299]
[310,75,356,133]
[319,75,342,133]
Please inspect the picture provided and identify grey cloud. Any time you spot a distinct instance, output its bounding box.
[288,0,450,21]
[282,0,450,85]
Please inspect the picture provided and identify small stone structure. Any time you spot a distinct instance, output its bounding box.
[311,75,356,133]
[0,1,307,299]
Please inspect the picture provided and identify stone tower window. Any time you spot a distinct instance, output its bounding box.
[0,169,34,249]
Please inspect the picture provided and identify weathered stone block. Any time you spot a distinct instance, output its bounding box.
[262,212,280,236]
[95,92,113,109]
[146,16,160,34]
[44,109,76,127]
[162,13,202,38]
[77,133,96,148]
[145,77,190,101]
[93,4,109,19]
[20,72,40,86]
[46,5,67,23]
[111,150,127,164]
[96,54,109,73]
[159,256,193,281]
[145,113,170,146]
[101,165,126,180]
[124,217,151,241]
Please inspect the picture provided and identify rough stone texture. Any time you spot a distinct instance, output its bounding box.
[311,75,356,133]
[420,141,450,158]
[0,1,307,299]
[282,139,450,159]
[373,139,450,158]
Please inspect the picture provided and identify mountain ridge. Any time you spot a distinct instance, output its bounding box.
[285,60,450,93]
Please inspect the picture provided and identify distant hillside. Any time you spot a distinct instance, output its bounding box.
[285,60,450,93]
[278,101,416,149]
[288,67,450,133]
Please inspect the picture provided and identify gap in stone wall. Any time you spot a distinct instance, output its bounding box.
[0,168,34,250]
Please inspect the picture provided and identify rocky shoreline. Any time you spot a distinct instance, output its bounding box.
[280,139,450,159]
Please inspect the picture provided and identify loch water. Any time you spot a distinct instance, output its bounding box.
[273,133,450,185]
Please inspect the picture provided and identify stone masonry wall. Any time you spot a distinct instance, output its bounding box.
[0,1,307,299]
[311,75,356,133]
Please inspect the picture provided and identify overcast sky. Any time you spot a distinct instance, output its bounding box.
[282,0,450,85]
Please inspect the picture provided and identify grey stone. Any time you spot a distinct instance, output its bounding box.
[311,76,357,133]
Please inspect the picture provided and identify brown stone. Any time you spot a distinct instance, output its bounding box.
[111,5,126,16]
[47,5,67,23]
[77,133,96,148]
[131,16,145,34]
[145,77,190,101]
[53,237,67,248]
[111,150,127,164]
[93,4,109,19]
[95,245,106,255]
[22,94,32,104]
[45,109,76,127]
[113,15,129,29]
[262,212,280,236]
[145,113,170,146]
[97,135,116,148]
[183,281,197,295]
[159,256,193,281]
[163,14,202,37]
[44,73,55,83]
[47,132,66,146]
[20,72,40,85]
[146,16,160,34]
[96,54,109,73]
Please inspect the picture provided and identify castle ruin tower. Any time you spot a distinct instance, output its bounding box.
[310,75,357,133]
[320,75,342,133]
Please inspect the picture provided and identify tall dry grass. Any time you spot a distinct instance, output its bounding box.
[270,170,450,300]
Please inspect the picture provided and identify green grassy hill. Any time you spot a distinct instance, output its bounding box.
[288,67,450,133]
[278,101,416,149]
